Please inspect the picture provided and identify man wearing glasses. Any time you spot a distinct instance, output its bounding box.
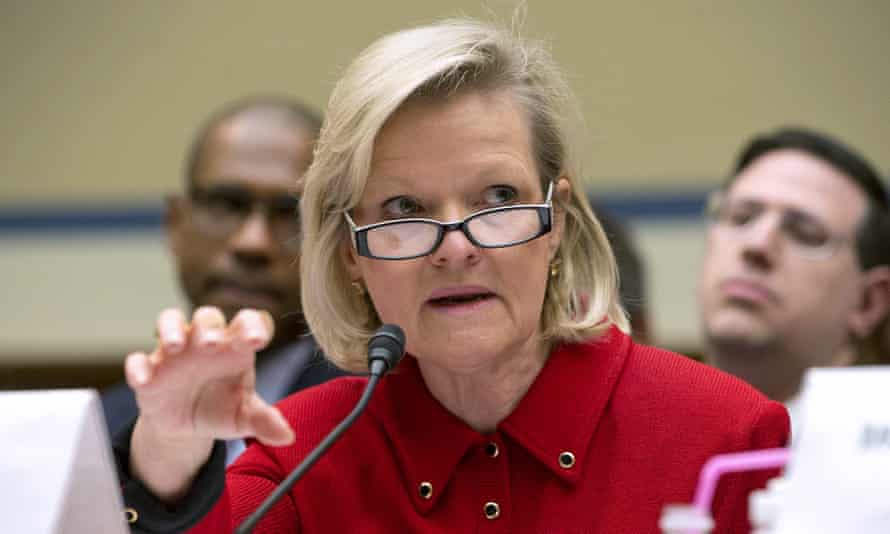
[698,127,890,436]
[102,97,345,462]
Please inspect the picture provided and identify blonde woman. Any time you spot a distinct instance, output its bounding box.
[117,18,788,533]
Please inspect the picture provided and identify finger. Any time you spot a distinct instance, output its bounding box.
[229,309,275,353]
[156,308,187,354]
[260,310,275,338]
[244,395,295,447]
[125,351,153,388]
[191,306,228,350]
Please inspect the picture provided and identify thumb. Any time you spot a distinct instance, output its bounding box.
[243,395,295,447]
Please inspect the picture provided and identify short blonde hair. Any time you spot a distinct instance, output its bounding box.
[301,18,628,371]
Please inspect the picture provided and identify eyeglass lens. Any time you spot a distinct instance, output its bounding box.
[364,207,545,259]
[190,184,301,241]
[712,198,841,257]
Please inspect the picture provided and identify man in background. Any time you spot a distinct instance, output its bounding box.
[698,127,890,433]
[102,96,345,461]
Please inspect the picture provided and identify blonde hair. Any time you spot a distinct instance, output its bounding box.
[301,18,628,371]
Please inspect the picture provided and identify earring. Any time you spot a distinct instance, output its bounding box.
[549,257,562,278]
[351,280,366,296]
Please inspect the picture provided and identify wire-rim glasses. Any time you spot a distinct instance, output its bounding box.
[705,191,851,261]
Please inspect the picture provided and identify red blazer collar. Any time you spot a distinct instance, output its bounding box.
[369,326,632,515]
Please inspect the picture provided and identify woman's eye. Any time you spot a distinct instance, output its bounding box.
[382,196,421,217]
[482,185,517,206]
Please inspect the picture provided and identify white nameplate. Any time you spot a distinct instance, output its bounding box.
[0,389,128,534]
[775,367,890,533]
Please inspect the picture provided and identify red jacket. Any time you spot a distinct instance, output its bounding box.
[193,327,789,533]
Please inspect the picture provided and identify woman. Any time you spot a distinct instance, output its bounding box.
[117,18,788,533]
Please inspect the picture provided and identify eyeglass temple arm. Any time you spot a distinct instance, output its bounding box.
[343,211,361,251]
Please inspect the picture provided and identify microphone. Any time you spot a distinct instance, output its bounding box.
[367,323,406,376]
[235,324,406,534]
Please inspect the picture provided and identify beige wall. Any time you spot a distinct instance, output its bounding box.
[0,220,705,363]
[2,1,888,202]
[1,1,888,367]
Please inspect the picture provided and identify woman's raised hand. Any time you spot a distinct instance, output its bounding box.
[125,306,295,501]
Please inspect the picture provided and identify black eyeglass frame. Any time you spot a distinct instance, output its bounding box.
[345,182,555,261]
[185,184,303,250]
[187,185,301,218]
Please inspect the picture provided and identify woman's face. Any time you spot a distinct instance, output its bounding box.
[344,89,566,373]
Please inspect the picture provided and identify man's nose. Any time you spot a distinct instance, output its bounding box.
[230,209,277,257]
[739,213,783,267]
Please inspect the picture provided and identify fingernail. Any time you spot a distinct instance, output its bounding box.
[164,335,184,351]
[132,366,149,385]
[261,310,274,330]
[201,330,223,347]
[245,328,264,344]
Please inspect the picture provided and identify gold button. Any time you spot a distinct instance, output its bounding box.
[123,507,138,524]
[484,501,500,519]
[558,451,576,469]
[485,441,499,458]
[418,481,433,499]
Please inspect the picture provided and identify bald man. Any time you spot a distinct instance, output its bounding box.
[102,97,346,461]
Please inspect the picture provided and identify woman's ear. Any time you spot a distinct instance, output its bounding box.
[340,235,363,282]
[547,176,572,256]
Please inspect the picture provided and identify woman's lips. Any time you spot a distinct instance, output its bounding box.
[428,285,493,300]
[426,286,496,315]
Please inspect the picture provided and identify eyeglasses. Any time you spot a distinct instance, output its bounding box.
[705,192,851,260]
[345,182,554,260]
[188,184,301,250]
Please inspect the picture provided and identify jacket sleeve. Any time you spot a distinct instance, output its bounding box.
[710,399,790,534]
[186,440,302,534]
[111,419,227,533]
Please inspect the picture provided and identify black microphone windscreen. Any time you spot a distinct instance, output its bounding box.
[368,324,406,371]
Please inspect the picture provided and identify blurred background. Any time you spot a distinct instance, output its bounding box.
[2,0,888,389]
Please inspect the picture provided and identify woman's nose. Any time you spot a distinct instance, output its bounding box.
[430,224,479,266]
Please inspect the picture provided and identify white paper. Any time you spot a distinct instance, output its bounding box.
[0,389,128,534]
[775,367,890,533]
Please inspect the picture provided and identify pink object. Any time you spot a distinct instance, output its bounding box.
[686,447,791,534]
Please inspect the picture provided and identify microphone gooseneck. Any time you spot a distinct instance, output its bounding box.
[235,324,406,534]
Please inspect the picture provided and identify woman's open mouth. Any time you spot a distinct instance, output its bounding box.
[426,287,496,314]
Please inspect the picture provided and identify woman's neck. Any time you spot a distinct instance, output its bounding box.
[417,339,551,433]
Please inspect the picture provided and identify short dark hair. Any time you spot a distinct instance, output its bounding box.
[728,127,889,270]
[184,95,322,187]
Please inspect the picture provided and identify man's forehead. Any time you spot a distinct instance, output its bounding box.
[218,113,311,147]
[193,122,311,195]
[728,149,868,227]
